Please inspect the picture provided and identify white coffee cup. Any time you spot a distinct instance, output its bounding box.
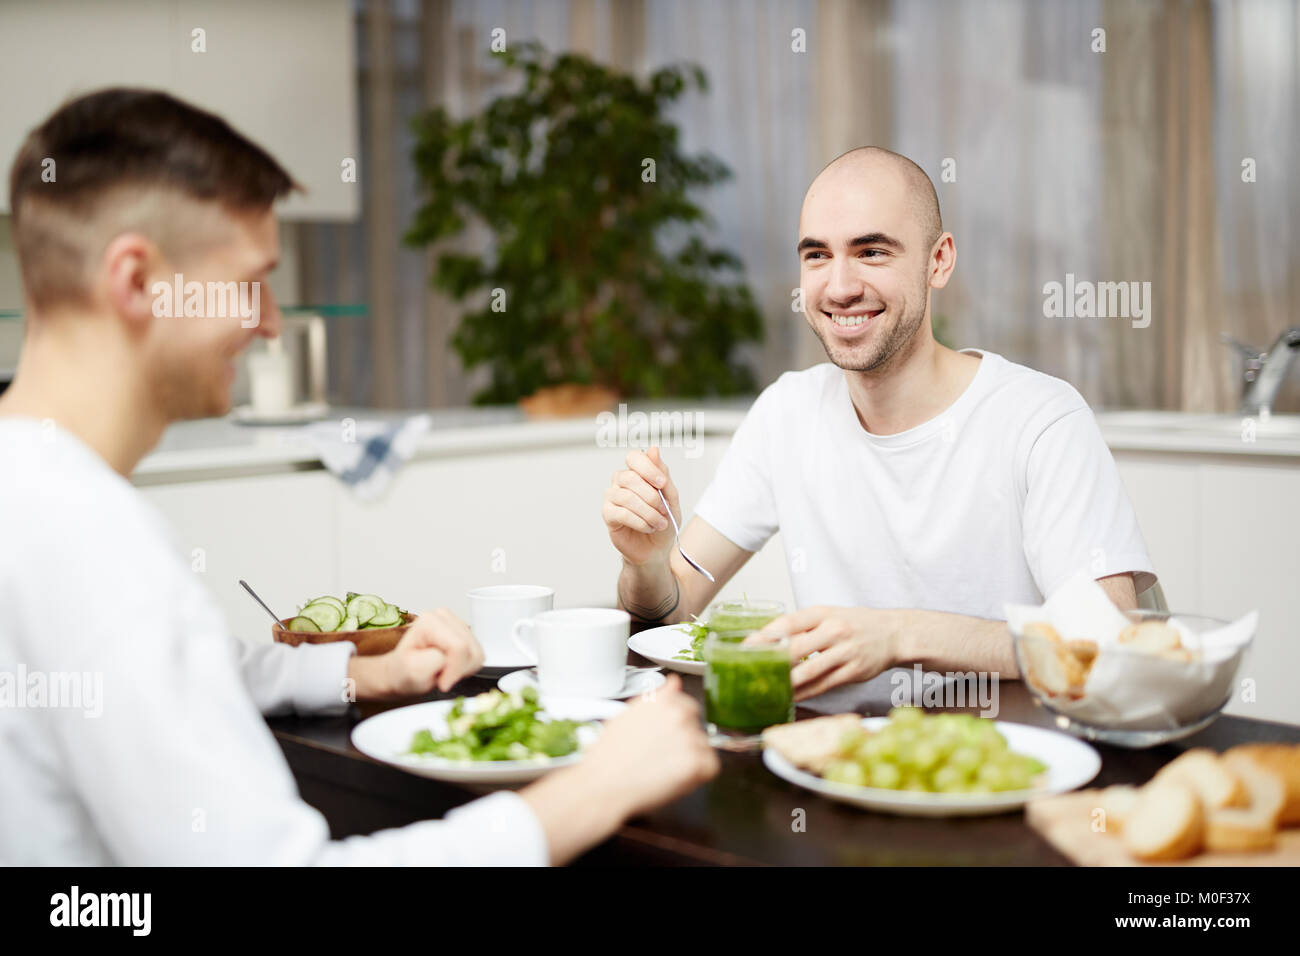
[468,585,554,663]
[511,608,630,697]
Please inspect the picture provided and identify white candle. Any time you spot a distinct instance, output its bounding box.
[248,342,294,413]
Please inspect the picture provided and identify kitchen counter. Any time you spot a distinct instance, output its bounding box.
[134,404,1300,483]
[1094,410,1300,459]
[134,402,752,482]
[269,652,1300,866]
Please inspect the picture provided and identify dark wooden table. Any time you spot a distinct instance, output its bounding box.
[269,655,1300,866]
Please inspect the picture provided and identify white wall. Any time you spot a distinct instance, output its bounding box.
[0,0,358,220]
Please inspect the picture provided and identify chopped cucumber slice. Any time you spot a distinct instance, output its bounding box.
[299,602,343,632]
[346,594,383,625]
[291,592,406,633]
[306,596,346,615]
[369,603,401,628]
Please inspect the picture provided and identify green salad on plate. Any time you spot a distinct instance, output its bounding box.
[407,688,585,762]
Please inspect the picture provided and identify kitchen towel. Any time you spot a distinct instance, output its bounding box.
[303,413,432,501]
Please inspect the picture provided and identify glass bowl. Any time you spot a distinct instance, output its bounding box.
[1011,609,1254,748]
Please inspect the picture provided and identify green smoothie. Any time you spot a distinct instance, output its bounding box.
[703,635,794,732]
[704,600,784,640]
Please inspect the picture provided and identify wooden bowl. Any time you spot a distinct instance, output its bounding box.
[273,613,415,656]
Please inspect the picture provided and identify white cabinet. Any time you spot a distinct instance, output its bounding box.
[331,439,796,624]
[0,0,358,220]
[1114,452,1299,724]
[1197,462,1300,725]
[335,447,624,620]
[140,471,339,644]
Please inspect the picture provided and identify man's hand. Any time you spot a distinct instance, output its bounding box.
[753,606,901,701]
[603,447,678,568]
[522,674,719,863]
[576,675,720,816]
[348,608,485,700]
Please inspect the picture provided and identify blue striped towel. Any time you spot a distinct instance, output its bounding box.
[304,414,432,501]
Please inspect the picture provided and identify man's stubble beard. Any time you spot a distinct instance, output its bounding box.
[811,286,928,375]
[150,346,232,422]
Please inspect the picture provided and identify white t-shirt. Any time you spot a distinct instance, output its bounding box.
[695,351,1156,619]
[0,418,548,865]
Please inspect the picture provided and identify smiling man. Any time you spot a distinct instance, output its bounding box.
[0,89,716,865]
[605,146,1156,699]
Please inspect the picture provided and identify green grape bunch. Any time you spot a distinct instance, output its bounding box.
[821,707,1048,794]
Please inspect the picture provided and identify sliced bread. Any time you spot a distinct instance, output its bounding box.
[1122,783,1205,861]
[1152,748,1248,810]
[762,714,863,775]
[1096,784,1142,833]
[1204,753,1286,852]
[1117,620,1182,654]
[1226,743,1300,826]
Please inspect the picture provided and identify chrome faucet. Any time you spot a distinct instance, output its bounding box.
[1220,328,1300,416]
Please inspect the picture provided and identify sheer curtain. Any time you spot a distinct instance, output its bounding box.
[303,0,1298,414]
[1213,0,1300,412]
[892,0,1108,402]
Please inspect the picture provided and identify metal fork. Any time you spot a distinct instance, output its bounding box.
[657,487,714,583]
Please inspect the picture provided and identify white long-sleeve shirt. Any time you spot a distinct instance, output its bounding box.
[0,418,548,865]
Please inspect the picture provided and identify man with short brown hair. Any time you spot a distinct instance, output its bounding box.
[0,89,717,865]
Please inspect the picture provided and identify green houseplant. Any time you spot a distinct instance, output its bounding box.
[405,43,763,407]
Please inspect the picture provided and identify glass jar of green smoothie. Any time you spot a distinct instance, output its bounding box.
[702,599,785,640]
[703,633,794,732]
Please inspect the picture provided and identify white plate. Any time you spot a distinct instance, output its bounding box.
[762,717,1101,817]
[628,624,705,676]
[351,696,626,784]
[499,666,666,700]
[230,402,330,426]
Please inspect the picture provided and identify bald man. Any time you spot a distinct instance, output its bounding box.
[604,146,1157,700]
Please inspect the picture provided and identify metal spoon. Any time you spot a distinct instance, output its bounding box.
[240,579,286,630]
[657,487,715,583]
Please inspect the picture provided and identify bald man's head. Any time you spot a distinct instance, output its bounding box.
[803,147,942,248]
[796,147,953,374]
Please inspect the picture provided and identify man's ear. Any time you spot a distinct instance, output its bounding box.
[101,233,166,333]
[928,233,956,290]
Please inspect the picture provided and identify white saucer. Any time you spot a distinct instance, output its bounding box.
[231,402,330,426]
[477,648,534,674]
[498,666,666,700]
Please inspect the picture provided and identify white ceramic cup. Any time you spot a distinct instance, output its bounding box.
[511,608,630,697]
[468,585,554,663]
